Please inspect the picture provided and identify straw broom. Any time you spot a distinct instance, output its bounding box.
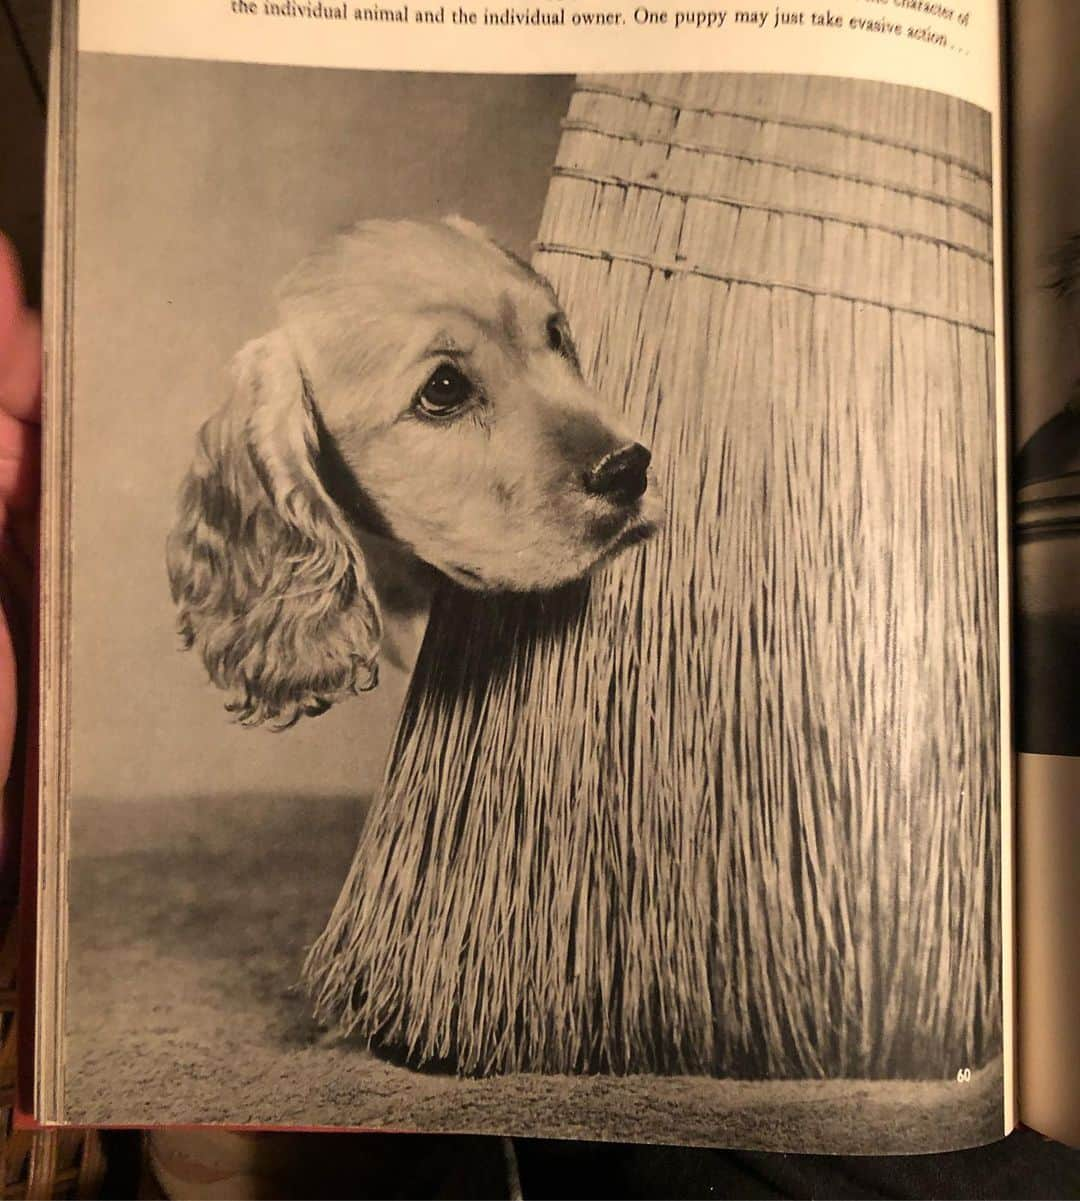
[304,74,1002,1079]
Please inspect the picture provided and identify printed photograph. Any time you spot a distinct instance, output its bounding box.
[64,59,1004,1152]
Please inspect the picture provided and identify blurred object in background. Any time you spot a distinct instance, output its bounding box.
[0,914,107,1198]
[142,1128,512,1200]
[0,1,48,306]
[1014,235,1080,756]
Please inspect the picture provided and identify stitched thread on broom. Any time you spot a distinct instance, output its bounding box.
[574,81,992,181]
[532,241,995,335]
[559,119,994,225]
[550,166,992,262]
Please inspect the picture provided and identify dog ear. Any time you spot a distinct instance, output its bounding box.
[166,332,381,727]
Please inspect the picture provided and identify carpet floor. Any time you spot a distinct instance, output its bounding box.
[65,794,1004,1152]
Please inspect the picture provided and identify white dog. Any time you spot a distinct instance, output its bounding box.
[167,217,657,726]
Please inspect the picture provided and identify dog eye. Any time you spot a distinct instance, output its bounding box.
[417,363,474,417]
[547,316,578,365]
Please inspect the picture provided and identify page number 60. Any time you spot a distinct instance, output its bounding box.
[956,1068,971,1083]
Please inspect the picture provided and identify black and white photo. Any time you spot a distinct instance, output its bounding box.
[46,52,1006,1154]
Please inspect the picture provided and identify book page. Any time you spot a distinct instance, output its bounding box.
[1008,0,1080,1148]
[36,0,1012,1152]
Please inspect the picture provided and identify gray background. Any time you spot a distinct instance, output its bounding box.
[68,57,572,807]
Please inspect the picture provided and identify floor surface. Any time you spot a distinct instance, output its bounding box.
[67,793,1003,1154]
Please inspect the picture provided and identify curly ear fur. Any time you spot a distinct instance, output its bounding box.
[167,332,381,727]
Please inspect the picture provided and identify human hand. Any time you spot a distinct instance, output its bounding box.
[0,235,41,798]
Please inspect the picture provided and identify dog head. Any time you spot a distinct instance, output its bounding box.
[167,217,658,725]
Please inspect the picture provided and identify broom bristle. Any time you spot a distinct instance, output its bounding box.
[304,73,1001,1079]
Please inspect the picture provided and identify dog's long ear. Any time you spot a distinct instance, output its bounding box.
[166,332,381,727]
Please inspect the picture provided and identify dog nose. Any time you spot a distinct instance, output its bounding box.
[584,443,651,504]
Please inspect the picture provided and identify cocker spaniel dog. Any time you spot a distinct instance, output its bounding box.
[167,217,657,727]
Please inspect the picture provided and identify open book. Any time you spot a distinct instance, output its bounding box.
[24,0,1079,1155]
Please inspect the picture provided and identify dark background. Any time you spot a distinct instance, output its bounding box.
[1010,0,1080,756]
[1,1,1076,1196]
